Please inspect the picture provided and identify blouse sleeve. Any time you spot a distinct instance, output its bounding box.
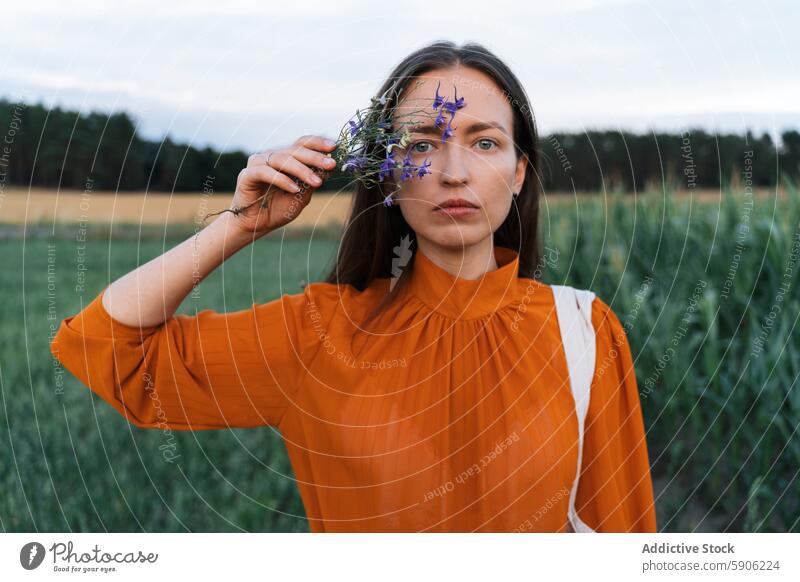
[572,296,658,532]
[49,284,317,431]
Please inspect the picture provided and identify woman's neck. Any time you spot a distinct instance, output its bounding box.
[414,237,499,280]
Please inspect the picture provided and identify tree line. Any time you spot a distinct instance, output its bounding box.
[2,98,798,194]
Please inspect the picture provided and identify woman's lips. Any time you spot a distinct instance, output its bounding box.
[434,206,479,218]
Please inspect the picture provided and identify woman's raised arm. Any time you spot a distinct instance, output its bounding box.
[102,134,337,329]
[49,135,337,430]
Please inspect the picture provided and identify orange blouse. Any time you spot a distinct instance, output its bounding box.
[50,244,657,533]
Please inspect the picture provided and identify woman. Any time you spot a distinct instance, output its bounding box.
[50,41,657,533]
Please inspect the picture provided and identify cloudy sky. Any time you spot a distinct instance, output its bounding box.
[2,0,797,153]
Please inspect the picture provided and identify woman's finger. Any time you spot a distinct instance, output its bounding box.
[263,149,327,187]
[285,143,337,172]
[240,164,303,194]
[294,134,337,154]
[246,151,272,168]
[251,146,333,174]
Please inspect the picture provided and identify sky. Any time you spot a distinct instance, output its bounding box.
[2,0,797,153]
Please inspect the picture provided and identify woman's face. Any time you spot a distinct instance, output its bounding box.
[390,66,528,250]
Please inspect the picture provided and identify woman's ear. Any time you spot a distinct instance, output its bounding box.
[513,153,529,193]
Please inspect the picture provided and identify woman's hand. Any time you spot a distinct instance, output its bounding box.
[228,135,338,238]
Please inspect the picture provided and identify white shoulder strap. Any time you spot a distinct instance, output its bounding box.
[551,284,597,533]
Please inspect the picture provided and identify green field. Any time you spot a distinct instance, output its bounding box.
[2,186,799,532]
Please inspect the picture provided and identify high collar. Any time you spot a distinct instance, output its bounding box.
[404,244,522,320]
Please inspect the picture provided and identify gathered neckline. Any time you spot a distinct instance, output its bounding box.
[402,244,524,320]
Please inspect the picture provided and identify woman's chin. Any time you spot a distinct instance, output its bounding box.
[419,227,489,249]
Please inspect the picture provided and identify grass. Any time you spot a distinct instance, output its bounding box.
[545,185,800,532]
[2,184,798,532]
[2,236,338,532]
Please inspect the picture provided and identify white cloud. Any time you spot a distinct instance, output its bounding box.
[1,0,797,151]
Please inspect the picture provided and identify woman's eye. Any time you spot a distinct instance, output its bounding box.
[410,139,497,154]
[411,141,432,154]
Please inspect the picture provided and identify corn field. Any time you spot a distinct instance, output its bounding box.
[1,184,798,532]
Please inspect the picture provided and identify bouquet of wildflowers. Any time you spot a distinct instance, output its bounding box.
[210,80,467,222]
[332,79,467,207]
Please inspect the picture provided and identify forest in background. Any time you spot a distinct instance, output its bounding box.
[2,97,798,194]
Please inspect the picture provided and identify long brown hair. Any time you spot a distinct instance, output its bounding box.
[324,40,543,332]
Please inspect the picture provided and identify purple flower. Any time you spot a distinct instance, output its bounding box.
[383,186,402,207]
[416,158,432,178]
[443,86,465,115]
[331,83,467,197]
[348,120,363,137]
[432,80,444,110]
[400,152,416,181]
[434,107,446,129]
[378,150,396,182]
[441,119,454,143]
[342,153,367,173]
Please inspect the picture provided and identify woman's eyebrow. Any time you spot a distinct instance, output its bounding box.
[409,121,509,136]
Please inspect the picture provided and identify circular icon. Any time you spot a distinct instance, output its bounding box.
[20,542,46,570]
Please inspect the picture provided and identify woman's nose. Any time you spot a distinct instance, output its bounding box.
[438,144,470,186]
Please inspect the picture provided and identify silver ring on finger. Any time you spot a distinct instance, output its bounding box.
[266,152,275,168]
